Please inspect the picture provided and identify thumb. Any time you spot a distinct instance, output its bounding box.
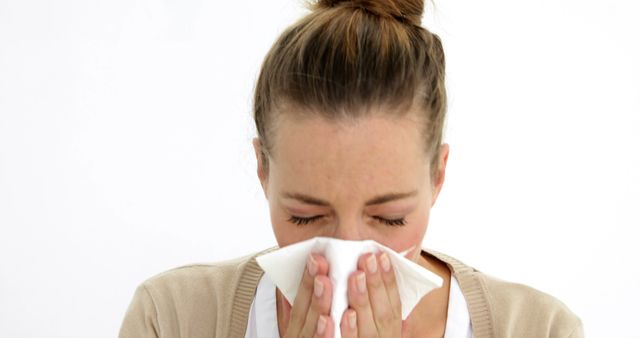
[401,319,411,338]
[279,290,292,329]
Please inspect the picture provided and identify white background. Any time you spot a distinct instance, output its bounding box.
[1,0,638,337]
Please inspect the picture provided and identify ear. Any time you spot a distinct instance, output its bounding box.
[431,143,449,206]
[252,137,269,198]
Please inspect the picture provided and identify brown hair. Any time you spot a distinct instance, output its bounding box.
[253,0,447,182]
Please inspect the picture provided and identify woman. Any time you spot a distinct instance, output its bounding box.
[119,0,583,337]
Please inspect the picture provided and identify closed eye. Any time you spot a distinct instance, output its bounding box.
[372,216,407,226]
[288,215,324,226]
[288,215,406,227]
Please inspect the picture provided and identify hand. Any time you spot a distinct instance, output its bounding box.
[340,252,407,337]
[281,253,335,338]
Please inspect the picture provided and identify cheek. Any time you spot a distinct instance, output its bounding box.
[375,226,426,255]
[374,208,430,254]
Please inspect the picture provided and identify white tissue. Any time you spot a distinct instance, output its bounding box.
[255,237,443,335]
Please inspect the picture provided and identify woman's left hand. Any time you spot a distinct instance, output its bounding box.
[339,251,408,337]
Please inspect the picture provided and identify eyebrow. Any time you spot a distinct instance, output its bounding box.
[282,190,418,206]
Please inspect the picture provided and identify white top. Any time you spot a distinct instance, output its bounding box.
[244,273,474,338]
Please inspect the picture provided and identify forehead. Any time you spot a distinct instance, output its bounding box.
[274,111,422,149]
[269,113,429,190]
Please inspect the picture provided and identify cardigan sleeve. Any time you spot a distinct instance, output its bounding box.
[115,251,275,338]
[567,319,585,338]
[118,283,160,338]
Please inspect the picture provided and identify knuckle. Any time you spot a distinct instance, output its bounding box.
[353,297,368,310]
[288,310,305,331]
[369,274,383,288]
[300,313,318,337]
[302,270,314,288]
[382,277,398,296]
[310,297,323,313]
[349,274,369,308]
[376,309,395,328]
[381,267,396,283]
[310,292,328,314]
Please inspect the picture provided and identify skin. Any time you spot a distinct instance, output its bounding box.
[252,110,451,337]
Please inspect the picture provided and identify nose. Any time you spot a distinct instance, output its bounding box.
[330,218,363,241]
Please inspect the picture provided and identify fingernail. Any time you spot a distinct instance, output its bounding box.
[380,253,391,272]
[366,254,377,273]
[317,315,327,335]
[308,255,318,277]
[356,272,366,293]
[314,277,324,298]
[348,311,357,329]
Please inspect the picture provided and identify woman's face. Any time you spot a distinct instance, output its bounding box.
[253,111,449,263]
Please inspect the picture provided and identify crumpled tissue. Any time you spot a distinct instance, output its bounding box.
[255,236,443,335]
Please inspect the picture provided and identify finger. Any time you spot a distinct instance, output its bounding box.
[314,314,335,338]
[347,270,377,337]
[358,252,397,335]
[287,254,329,334]
[378,251,402,319]
[340,308,358,338]
[301,274,333,337]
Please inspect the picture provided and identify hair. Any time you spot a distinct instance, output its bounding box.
[253,0,447,182]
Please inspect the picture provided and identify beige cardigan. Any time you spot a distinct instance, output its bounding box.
[118,247,584,338]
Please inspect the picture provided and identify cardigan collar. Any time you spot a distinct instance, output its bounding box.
[423,249,495,338]
[229,246,494,338]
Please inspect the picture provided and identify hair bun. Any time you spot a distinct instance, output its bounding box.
[314,0,424,26]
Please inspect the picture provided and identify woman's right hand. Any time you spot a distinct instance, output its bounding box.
[281,253,334,338]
